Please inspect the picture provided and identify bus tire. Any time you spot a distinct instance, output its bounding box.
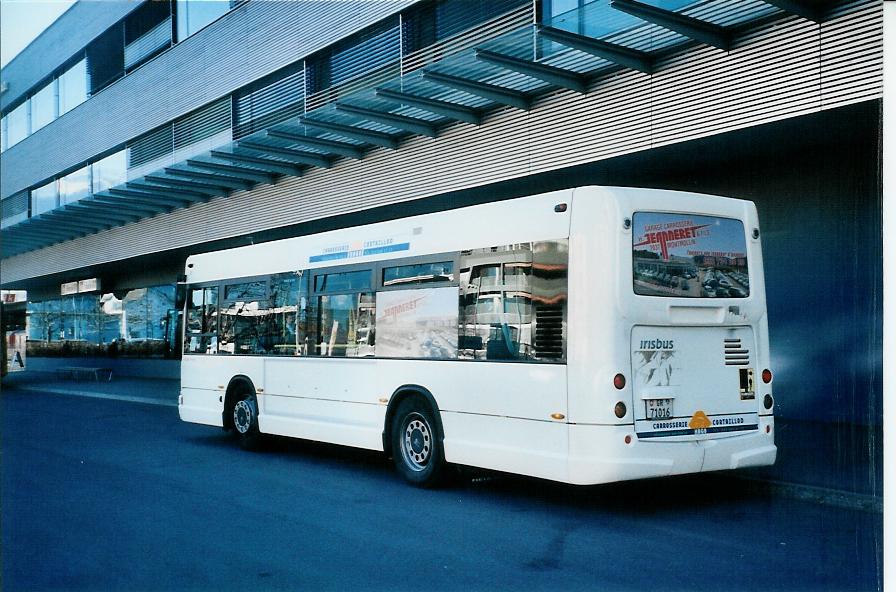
[233,390,262,451]
[391,397,445,488]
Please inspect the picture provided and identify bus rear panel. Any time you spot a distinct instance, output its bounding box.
[565,187,775,485]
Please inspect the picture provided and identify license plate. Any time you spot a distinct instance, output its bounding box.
[645,398,674,420]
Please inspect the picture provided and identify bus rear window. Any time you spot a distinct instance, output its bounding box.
[632,212,749,298]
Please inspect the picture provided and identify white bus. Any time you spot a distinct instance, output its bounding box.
[179,186,776,486]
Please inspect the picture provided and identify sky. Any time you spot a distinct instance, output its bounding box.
[1,0,75,68]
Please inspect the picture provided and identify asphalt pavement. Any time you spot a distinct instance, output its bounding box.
[1,387,883,591]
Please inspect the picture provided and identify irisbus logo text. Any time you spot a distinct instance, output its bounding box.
[639,339,674,350]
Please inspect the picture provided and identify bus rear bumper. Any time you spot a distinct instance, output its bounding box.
[566,422,776,485]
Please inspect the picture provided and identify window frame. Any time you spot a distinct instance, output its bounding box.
[182,281,221,355]
[376,252,459,292]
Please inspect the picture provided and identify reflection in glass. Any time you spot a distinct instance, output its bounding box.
[59,59,88,115]
[219,298,273,355]
[458,241,567,362]
[184,286,218,353]
[60,166,91,205]
[317,292,375,357]
[123,286,175,341]
[26,286,178,358]
[31,180,59,216]
[31,81,57,132]
[177,0,230,40]
[6,101,29,148]
[225,281,266,301]
[91,150,127,194]
[383,261,453,287]
[269,272,309,355]
[315,270,371,292]
[632,212,750,299]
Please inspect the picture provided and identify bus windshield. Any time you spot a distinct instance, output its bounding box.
[632,212,750,298]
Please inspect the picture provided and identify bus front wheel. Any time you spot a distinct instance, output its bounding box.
[391,398,445,488]
[233,391,261,450]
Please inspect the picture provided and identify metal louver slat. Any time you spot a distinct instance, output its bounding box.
[128,124,174,169]
[1,191,29,229]
[329,22,400,87]
[173,97,232,151]
[124,17,172,70]
[234,69,306,140]
[434,0,528,41]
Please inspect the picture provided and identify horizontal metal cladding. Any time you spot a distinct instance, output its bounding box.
[0,0,416,200]
[0,1,139,113]
[0,0,883,284]
[647,15,824,147]
[819,1,882,109]
[0,191,29,229]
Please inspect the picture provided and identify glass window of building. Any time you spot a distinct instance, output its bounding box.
[176,0,231,40]
[6,100,30,148]
[59,59,88,115]
[31,180,59,216]
[25,286,177,358]
[122,286,176,356]
[31,81,57,133]
[91,150,127,193]
[59,166,91,205]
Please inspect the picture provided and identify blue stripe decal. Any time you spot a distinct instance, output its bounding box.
[309,242,410,263]
[363,242,410,256]
[309,251,350,263]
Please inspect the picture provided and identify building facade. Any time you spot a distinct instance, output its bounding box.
[0,0,882,442]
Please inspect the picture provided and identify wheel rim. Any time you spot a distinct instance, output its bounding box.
[401,412,432,472]
[234,399,255,434]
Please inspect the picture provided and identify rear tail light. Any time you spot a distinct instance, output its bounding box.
[613,373,626,390]
[614,401,627,419]
[761,369,773,384]
[764,394,774,410]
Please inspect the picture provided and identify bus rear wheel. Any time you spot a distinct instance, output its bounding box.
[391,398,445,488]
[233,391,261,450]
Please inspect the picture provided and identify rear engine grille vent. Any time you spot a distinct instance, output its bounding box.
[534,303,564,359]
[724,338,750,366]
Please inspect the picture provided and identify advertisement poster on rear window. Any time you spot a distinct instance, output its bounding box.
[632,212,750,298]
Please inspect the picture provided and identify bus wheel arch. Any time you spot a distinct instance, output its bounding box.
[384,386,447,488]
[223,375,262,449]
[383,385,444,453]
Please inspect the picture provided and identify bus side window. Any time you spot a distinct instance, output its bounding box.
[184,286,218,354]
[313,269,375,358]
[458,241,567,362]
[219,280,274,356]
[317,292,375,357]
[270,272,309,356]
